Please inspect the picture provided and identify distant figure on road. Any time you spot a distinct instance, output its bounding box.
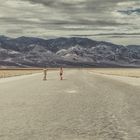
[60,67,63,80]
[43,68,47,80]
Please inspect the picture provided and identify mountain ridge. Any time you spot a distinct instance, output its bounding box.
[0,36,140,68]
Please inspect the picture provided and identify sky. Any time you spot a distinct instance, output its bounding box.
[0,0,140,45]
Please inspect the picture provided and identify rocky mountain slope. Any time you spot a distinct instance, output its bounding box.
[0,36,140,67]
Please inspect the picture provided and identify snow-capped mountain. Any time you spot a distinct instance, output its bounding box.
[0,36,140,67]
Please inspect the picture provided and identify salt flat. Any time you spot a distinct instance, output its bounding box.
[0,69,140,140]
[89,72,140,86]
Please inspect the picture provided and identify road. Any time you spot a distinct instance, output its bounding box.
[0,69,140,140]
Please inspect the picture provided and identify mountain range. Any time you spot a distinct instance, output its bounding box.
[0,35,140,68]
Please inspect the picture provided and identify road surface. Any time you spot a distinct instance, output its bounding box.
[0,69,140,140]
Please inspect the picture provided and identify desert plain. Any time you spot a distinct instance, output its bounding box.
[0,68,139,140]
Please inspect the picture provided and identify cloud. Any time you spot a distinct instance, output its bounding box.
[118,8,140,15]
[0,0,140,45]
[6,28,23,34]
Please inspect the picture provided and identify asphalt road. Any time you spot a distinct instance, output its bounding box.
[0,69,140,140]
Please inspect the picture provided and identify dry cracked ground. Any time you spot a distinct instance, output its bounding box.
[0,69,140,140]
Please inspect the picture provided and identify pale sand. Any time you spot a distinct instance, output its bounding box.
[90,72,140,86]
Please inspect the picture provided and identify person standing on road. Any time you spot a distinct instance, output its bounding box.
[43,68,47,80]
[60,67,63,80]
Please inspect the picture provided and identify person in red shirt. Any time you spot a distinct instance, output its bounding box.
[59,67,63,80]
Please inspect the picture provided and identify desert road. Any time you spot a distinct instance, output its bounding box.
[0,69,140,140]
